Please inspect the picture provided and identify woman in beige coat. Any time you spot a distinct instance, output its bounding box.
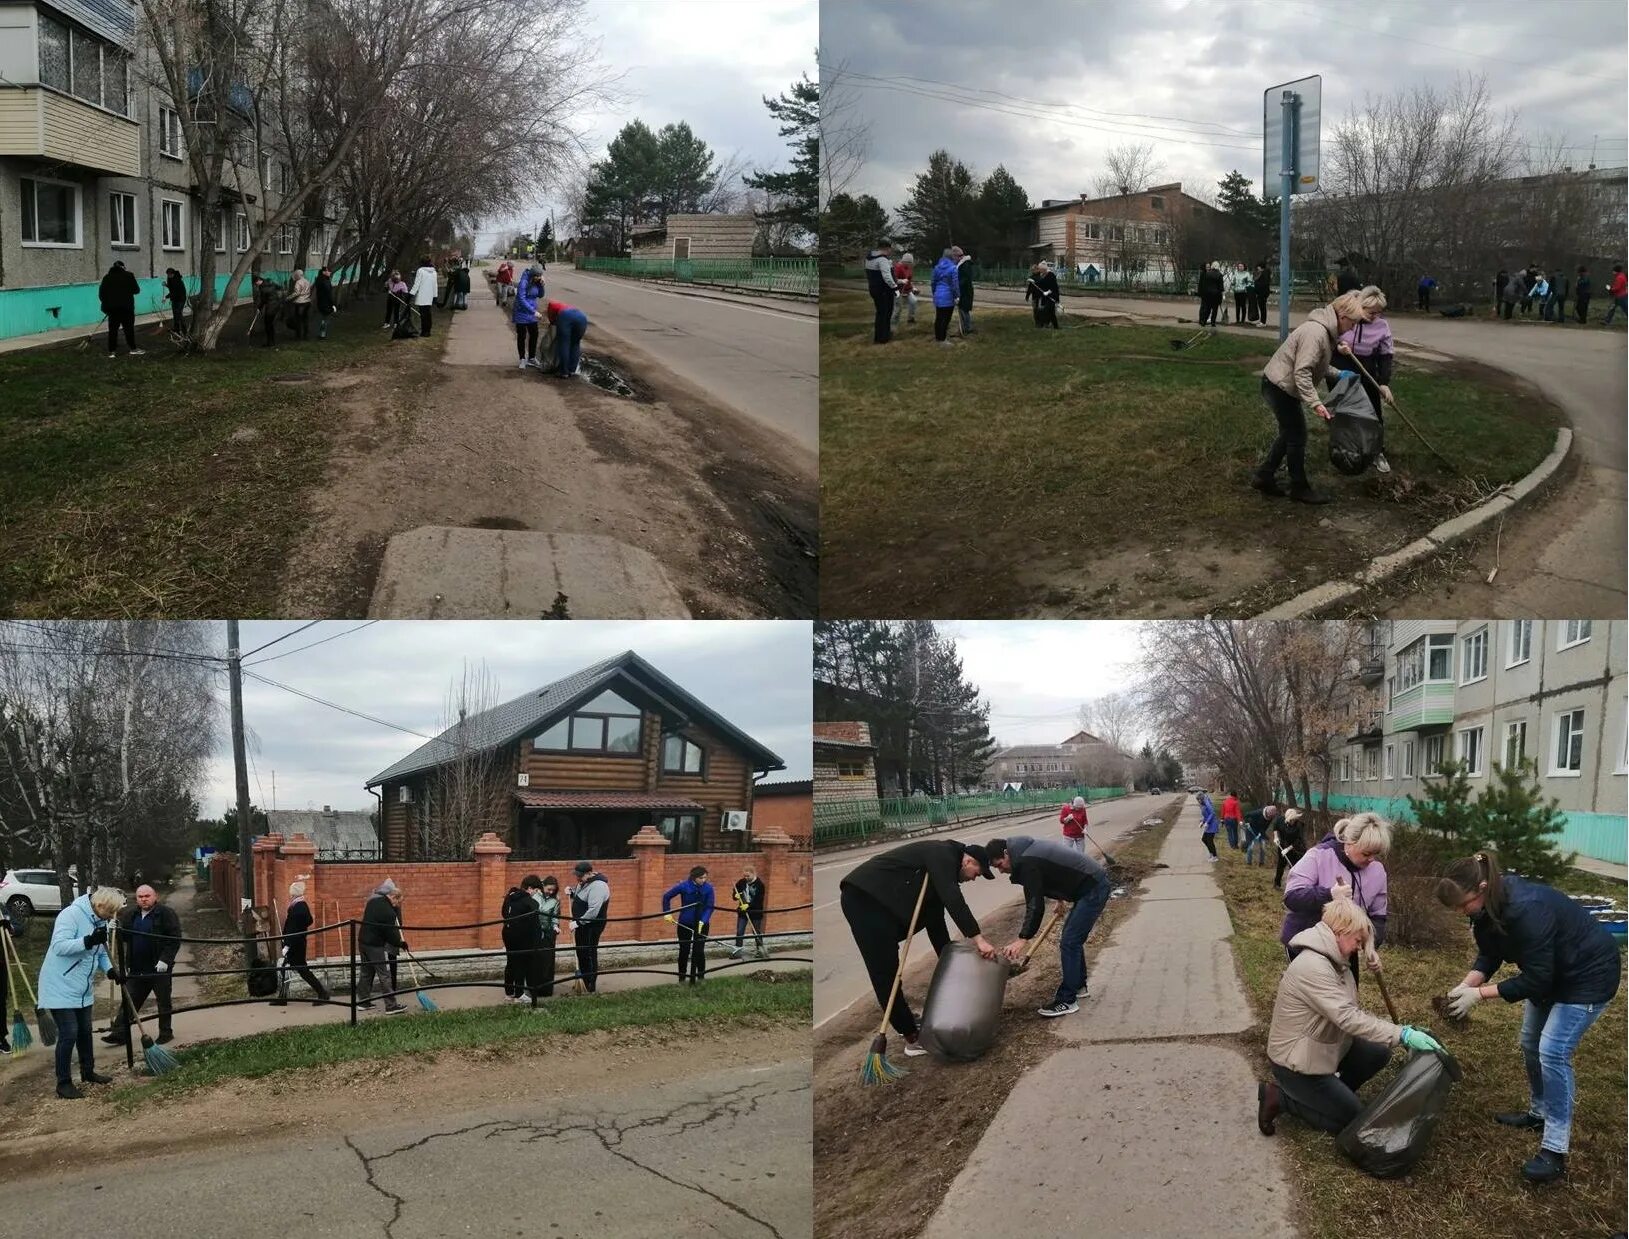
[1251,287,1384,505]
[1258,897,1444,1136]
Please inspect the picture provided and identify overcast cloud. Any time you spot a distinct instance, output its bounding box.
[479,0,817,248]
[822,0,1627,214]
[195,621,811,816]
[940,621,1146,750]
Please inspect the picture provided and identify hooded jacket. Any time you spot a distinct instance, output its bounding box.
[570,872,610,923]
[1242,806,1276,840]
[841,838,982,953]
[1609,270,1627,299]
[1337,316,1394,385]
[39,894,114,1009]
[931,256,960,309]
[733,876,766,915]
[1001,835,1105,938]
[290,272,312,305]
[512,269,544,325]
[1058,802,1087,838]
[315,273,336,314]
[1469,875,1621,1005]
[282,897,315,965]
[165,271,188,309]
[955,255,974,308]
[1267,921,1401,1076]
[99,264,139,313]
[1281,833,1389,947]
[359,892,403,951]
[864,249,897,299]
[410,264,438,306]
[661,877,716,929]
[502,886,543,948]
[1262,304,1343,407]
[1199,794,1219,835]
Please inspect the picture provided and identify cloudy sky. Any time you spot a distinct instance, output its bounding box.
[479,0,817,248]
[192,622,811,817]
[940,621,1146,750]
[823,0,1627,214]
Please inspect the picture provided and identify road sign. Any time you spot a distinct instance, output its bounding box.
[1263,74,1321,195]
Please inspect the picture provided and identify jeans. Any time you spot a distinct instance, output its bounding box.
[1519,997,1609,1154]
[1053,881,1111,1005]
[871,289,894,343]
[676,922,708,979]
[1271,1037,1391,1133]
[358,944,400,1007]
[1243,830,1268,864]
[318,310,333,339]
[1606,296,1626,326]
[734,911,765,953]
[1223,819,1240,849]
[555,308,588,375]
[892,291,918,325]
[51,1004,96,1087]
[841,886,919,1037]
[1256,377,1310,491]
[1062,836,1086,854]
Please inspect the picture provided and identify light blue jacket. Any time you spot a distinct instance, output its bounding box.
[931,256,960,308]
[38,893,114,1009]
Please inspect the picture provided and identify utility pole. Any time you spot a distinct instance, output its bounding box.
[226,620,256,970]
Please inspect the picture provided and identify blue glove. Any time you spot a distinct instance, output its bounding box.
[1336,370,1357,382]
[1400,1025,1443,1053]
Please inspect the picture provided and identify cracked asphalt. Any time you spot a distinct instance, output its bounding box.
[2,1060,810,1237]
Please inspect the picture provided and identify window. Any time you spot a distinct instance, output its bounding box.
[159,106,183,159]
[20,177,79,246]
[657,814,699,852]
[1507,620,1532,667]
[39,15,70,90]
[1401,739,1416,778]
[1503,720,1527,771]
[1110,225,1125,241]
[278,161,290,193]
[1365,747,1380,779]
[1552,709,1585,775]
[103,50,128,114]
[278,224,293,255]
[1341,752,1351,782]
[835,761,866,778]
[1383,745,1395,779]
[1559,620,1592,650]
[261,152,274,187]
[109,191,137,246]
[1396,633,1455,691]
[1150,195,1165,210]
[1084,222,1101,239]
[71,29,101,105]
[1460,627,1488,684]
[161,200,184,250]
[235,213,249,252]
[534,690,642,755]
[1423,734,1445,774]
[662,735,705,775]
[1427,633,1453,680]
[212,209,226,253]
[1455,726,1485,777]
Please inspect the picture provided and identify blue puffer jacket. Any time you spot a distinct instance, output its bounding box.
[39,893,114,1009]
[512,269,543,325]
[931,256,960,308]
[661,878,716,929]
[1471,875,1622,1006]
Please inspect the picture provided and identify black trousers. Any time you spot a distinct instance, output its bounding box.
[574,920,605,992]
[1201,832,1218,858]
[503,945,528,997]
[292,303,311,339]
[417,305,432,336]
[933,304,953,341]
[170,301,185,332]
[871,290,893,343]
[384,297,400,326]
[1032,301,1058,328]
[1575,297,1591,323]
[1273,846,1306,888]
[107,307,136,351]
[111,972,173,1038]
[279,955,329,1000]
[676,923,708,979]
[529,934,557,999]
[1255,288,1270,322]
[1235,292,1250,321]
[1199,295,1221,326]
[1417,289,1431,311]
[515,321,538,360]
[1256,378,1310,490]
[1271,1038,1391,1133]
[263,310,277,346]
[841,886,919,1038]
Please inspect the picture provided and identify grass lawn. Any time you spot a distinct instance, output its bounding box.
[111,969,810,1106]
[0,294,440,617]
[1213,846,1626,1239]
[819,285,1564,618]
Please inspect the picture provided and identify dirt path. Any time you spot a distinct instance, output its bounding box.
[275,299,817,618]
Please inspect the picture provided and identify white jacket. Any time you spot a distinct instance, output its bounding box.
[1226,268,1253,294]
[410,265,438,306]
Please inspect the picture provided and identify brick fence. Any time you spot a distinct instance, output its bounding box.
[209,825,811,960]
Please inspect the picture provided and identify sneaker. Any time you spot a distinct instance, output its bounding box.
[1495,1110,1544,1130]
[1038,1001,1080,1018]
[0,1038,10,1055]
[357,1001,376,1010]
[382,1004,407,1014]
[101,1032,127,1046]
[1521,1149,1567,1184]
[108,352,117,359]
[517,359,528,370]
[1375,453,1392,474]
[129,348,146,356]
[938,340,953,350]
[1208,855,1220,863]
[1257,1081,1281,1135]
[902,1035,929,1057]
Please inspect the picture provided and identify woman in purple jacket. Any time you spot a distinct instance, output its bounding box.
[1281,813,1391,978]
[1334,291,1395,474]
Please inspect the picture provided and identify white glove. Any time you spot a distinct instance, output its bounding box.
[1445,984,1483,1020]
[156,960,169,973]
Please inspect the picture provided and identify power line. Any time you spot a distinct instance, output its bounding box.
[244,620,380,668]
[241,670,434,739]
[239,621,322,660]
[1,620,226,663]
[0,639,221,667]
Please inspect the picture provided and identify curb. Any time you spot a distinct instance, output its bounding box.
[1256,427,1574,619]
[567,270,818,312]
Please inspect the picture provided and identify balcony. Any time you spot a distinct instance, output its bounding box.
[1389,681,1455,730]
[0,88,139,176]
[1351,710,1384,740]
[1356,649,1386,684]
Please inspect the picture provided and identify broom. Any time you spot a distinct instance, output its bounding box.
[860,875,931,1087]
[404,950,437,1012]
[2,928,33,1051]
[123,987,179,1076]
[6,924,55,1047]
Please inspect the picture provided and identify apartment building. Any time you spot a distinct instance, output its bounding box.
[1331,620,1627,863]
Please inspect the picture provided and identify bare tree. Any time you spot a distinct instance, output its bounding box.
[1078,692,1140,758]
[422,660,508,856]
[817,55,872,209]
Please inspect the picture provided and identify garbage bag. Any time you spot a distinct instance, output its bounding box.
[247,952,279,997]
[1327,373,1384,475]
[917,941,1011,1063]
[1335,1049,1460,1178]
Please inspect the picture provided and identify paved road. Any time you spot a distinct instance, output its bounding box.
[813,794,1169,1027]
[546,267,818,456]
[2,1060,811,1238]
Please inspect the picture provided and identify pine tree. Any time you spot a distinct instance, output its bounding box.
[1474,759,1574,882]
[744,71,818,237]
[819,193,890,265]
[973,164,1032,264]
[895,151,979,257]
[653,122,718,220]
[1408,759,1477,841]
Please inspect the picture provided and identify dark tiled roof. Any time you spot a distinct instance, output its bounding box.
[755,780,811,797]
[514,790,704,811]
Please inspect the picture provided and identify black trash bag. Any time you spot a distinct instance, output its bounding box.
[1327,373,1384,476]
[917,941,1011,1062]
[247,952,279,997]
[391,314,418,341]
[1335,1049,1461,1178]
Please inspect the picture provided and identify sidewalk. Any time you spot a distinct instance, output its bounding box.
[923,802,1298,1239]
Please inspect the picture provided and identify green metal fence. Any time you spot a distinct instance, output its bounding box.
[577,256,817,297]
[828,265,1333,300]
[815,786,1130,849]
[1322,792,1627,866]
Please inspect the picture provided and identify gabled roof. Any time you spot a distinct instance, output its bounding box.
[366,651,784,786]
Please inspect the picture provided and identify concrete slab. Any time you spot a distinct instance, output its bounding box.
[1056,937,1254,1041]
[1109,893,1235,946]
[1138,873,1226,901]
[924,1042,1298,1239]
[369,526,691,619]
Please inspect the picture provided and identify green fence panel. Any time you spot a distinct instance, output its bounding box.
[815,786,1128,848]
[1321,793,1625,866]
[578,256,817,297]
[825,265,1330,300]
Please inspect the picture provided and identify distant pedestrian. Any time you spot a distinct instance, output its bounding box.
[314,267,336,339]
[164,267,188,335]
[1416,274,1435,312]
[1605,263,1627,325]
[568,861,610,993]
[1335,287,1395,474]
[1527,271,1549,319]
[864,237,897,344]
[106,884,181,1046]
[1253,261,1272,324]
[1335,258,1361,294]
[545,299,589,377]
[1500,269,1523,320]
[409,257,438,337]
[1573,266,1593,323]
[1545,269,1569,322]
[1026,263,1061,328]
[1243,804,1278,866]
[1058,796,1089,854]
[1494,268,1509,316]
[0,904,20,1055]
[529,876,560,1001]
[1252,287,1381,504]
[1197,262,1225,330]
[511,265,544,370]
[1230,262,1254,324]
[453,263,471,310]
[1271,809,1310,890]
[730,866,768,961]
[891,251,918,327]
[289,269,313,340]
[357,879,407,1014]
[383,270,408,328]
[495,258,514,305]
[930,248,960,348]
[254,275,282,348]
[274,880,331,1003]
[39,887,124,1099]
[954,246,976,334]
[1519,265,1540,315]
[1199,791,1220,861]
[1222,791,1242,850]
[99,260,143,358]
[662,866,715,984]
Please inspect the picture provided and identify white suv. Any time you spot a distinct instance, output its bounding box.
[0,869,66,920]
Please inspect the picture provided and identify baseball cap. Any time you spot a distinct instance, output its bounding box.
[963,843,995,879]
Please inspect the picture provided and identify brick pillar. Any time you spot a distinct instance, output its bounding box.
[278,832,320,957]
[473,832,512,951]
[627,825,672,943]
[754,826,809,934]
[252,835,283,912]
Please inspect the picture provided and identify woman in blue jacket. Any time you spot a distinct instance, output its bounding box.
[1437,852,1622,1183]
[39,888,125,1099]
[661,866,716,984]
[512,265,544,370]
[930,249,960,349]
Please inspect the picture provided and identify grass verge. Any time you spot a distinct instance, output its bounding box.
[820,284,1563,618]
[0,296,442,617]
[1213,844,1626,1239]
[112,970,810,1106]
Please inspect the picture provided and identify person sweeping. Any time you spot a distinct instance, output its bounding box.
[662,866,716,984]
[1058,795,1089,854]
[39,887,125,1099]
[729,865,768,961]
[987,835,1110,1019]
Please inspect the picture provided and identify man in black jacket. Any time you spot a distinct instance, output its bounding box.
[988,836,1110,1018]
[99,260,144,358]
[314,266,337,339]
[729,865,768,961]
[274,880,331,1003]
[358,879,407,1013]
[1573,266,1592,323]
[164,267,189,336]
[1197,263,1225,331]
[1254,261,1272,326]
[839,839,998,1054]
[501,877,544,1002]
[864,238,898,344]
[105,885,181,1044]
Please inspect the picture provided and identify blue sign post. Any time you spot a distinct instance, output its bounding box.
[1264,75,1322,343]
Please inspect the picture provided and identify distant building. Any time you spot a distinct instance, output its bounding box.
[265,807,379,858]
[631,213,756,261]
[1026,183,1261,283]
[814,722,877,805]
[752,779,812,847]
[987,730,1127,790]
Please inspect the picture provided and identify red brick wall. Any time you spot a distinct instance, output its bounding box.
[751,791,811,841]
[814,721,871,745]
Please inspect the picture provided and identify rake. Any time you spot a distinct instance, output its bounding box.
[76,314,109,351]
[1169,326,1208,351]
[861,876,931,1087]
[1339,349,1459,474]
[2,928,33,1051]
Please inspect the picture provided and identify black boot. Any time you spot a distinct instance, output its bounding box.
[57,1081,84,1100]
[1522,1148,1566,1183]
[1257,1081,1280,1136]
[1495,1110,1544,1130]
[1250,472,1287,497]
[81,1071,114,1085]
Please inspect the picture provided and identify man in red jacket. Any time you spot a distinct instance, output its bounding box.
[1222,791,1242,850]
[1059,795,1088,854]
[891,251,917,328]
[1605,263,1626,326]
[495,259,515,307]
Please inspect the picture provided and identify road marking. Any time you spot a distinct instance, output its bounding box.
[557,270,813,322]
